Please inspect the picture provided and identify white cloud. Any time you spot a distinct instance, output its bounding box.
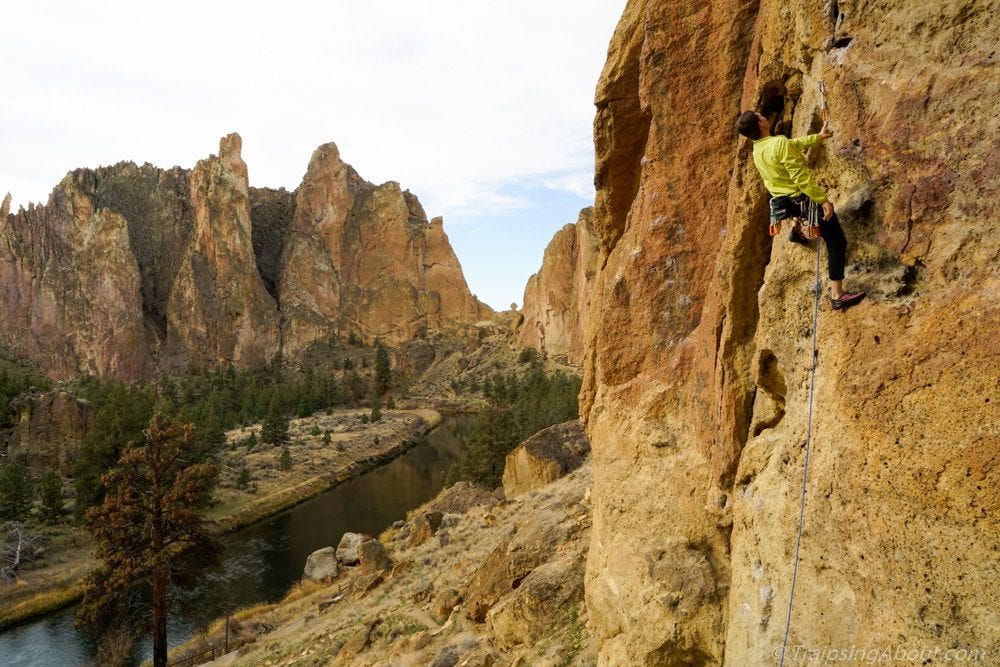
[1,0,623,220]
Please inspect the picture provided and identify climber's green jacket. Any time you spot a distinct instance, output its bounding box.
[752,133,827,204]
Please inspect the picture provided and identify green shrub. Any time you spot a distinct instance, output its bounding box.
[0,463,34,521]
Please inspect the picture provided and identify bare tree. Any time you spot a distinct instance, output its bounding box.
[0,523,41,582]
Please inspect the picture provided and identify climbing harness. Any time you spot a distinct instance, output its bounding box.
[770,196,821,240]
[778,80,828,667]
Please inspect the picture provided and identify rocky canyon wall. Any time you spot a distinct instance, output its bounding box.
[0,136,490,380]
[519,208,599,365]
[582,0,998,664]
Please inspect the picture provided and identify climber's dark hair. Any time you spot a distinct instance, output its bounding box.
[736,111,761,139]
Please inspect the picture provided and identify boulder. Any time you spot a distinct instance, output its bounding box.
[336,532,370,565]
[406,510,444,548]
[423,481,498,515]
[7,391,94,474]
[501,421,590,497]
[432,587,462,621]
[358,539,392,574]
[486,552,585,650]
[465,511,578,622]
[302,546,339,581]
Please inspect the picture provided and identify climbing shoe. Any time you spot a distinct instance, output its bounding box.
[831,291,866,311]
[788,227,811,246]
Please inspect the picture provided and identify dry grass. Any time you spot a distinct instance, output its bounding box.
[0,526,96,630]
[214,462,596,666]
[0,579,87,629]
[164,579,334,665]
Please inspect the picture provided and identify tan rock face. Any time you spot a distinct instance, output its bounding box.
[0,175,152,381]
[2,135,487,380]
[279,143,491,354]
[164,133,281,369]
[277,143,359,355]
[502,420,590,497]
[6,390,95,474]
[518,208,599,365]
[583,1,999,665]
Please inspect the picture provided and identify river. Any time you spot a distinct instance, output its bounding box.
[0,413,476,666]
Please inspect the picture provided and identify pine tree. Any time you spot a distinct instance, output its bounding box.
[374,344,391,395]
[74,384,155,517]
[196,411,226,455]
[77,414,218,667]
[279,446,292,472]
[236,466,252,489]
[371,401,382,422]
[261,400,290,447]
[39,467,63,523]
[0,464,34,521]
[347,371,367,402]
[295,394,313,419]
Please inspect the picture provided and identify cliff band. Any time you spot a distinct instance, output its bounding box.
[0,135,492,381]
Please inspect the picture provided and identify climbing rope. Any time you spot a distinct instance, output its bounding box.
[778,228,823,666]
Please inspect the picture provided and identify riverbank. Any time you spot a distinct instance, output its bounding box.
[208,408,442,532]
[0,408,442,631]
[171,455,594,666]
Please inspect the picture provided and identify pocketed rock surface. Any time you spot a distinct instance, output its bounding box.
[582,0,999,664]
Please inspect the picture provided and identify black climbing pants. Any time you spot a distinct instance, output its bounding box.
[771,195,847,281]
[819,212,847,281]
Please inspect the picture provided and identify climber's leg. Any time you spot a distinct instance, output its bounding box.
[820,212,847,296]
[821,212,866,309]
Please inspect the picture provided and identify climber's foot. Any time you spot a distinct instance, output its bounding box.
[789,227,810,246]
[831,291,866,311]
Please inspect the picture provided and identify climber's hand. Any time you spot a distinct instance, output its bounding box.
[819,120,833,140]
[822,201,835,221]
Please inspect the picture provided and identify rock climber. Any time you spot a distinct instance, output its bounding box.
[736,110,866,311]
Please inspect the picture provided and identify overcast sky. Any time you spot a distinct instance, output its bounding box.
[1,1,625,310]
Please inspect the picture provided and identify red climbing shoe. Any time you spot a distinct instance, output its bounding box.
[831,291,866,311]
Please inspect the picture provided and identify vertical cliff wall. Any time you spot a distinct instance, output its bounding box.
[279,142,491,355]
[519,208,599,365]
[0,177,152,381]
[582,0,999,664]
[1,136,490,379]
[164,133,282,370]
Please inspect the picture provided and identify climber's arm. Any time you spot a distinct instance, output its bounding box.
[789,119,833,150]
[788,133,822,151]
